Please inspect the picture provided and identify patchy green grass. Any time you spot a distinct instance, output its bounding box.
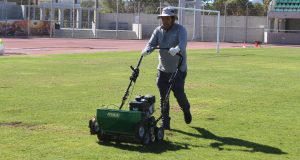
[0,48,299,160]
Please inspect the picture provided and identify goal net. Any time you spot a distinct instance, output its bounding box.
[168,6,221,53]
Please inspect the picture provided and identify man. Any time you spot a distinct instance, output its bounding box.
[141,7,192,130]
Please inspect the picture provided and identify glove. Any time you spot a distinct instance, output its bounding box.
[141,47,153,57]
[168,46,180,56]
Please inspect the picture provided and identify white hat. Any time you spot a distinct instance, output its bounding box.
[157,7,178,20]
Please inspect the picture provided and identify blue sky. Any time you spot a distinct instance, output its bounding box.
[251,0,264,4]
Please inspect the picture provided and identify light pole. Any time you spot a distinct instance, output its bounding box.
[27,0,31,37]
[245,1,250,43]
[94,0,99,38]
[72,0,75,38]
[4,0,7,37]
[224,2,228,42]
[116,0,119,39]
[50,0,54,37]
[201,2,204,41]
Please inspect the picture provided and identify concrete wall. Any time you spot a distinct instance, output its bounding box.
[54,28,138,39]
[98,13,267,43]
[267,32,300,45]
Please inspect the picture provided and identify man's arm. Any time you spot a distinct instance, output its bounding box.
[143,28,159,54]
[178,26,187,53]
[169,26,187,56]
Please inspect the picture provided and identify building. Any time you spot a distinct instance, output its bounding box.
[267,0,300,44]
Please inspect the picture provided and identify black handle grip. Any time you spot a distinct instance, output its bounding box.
[152,47,170,50]
[130,66,134,71]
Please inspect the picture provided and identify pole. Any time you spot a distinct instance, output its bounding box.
[169,6,221,53]
[193,7,196,40]
[116,0,119,39]
[217,11,220,53]
[159,0,162,26]
[94,0,98,38]
[138,1,140,39]
[27,0,31,37]
[178,0,183,25]
[201,4,204,41]
[87,9,90,28]
[223,4,227,42]
[4,0,7,37]
[245,3,249,43]
[50,0,53,37]
[72,0,75,38]
[265,14,269,44]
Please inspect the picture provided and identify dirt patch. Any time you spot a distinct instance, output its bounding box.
[1,52,27,56]
[0,121,44,130]
[0,121,22,126]
[185,83,222,89]
[0,86,11,89]
[206,117,216,121]
[170,105,182,113]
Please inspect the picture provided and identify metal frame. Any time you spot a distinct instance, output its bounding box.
[170,6,221,53]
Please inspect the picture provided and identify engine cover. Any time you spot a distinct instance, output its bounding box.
[129,95,155,115]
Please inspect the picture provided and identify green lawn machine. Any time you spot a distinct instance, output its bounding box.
[89,48,183,145]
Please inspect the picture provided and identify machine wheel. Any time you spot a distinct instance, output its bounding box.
[142,132,150,145]
[96,130,107,142]
[137,125,145,139]
[89,117,100,135]
[150,127,156,142]
[155,127,164,142]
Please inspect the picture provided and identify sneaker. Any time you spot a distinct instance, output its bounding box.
[183,109,192,124]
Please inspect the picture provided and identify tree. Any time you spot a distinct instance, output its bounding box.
[99,0,266,16]
[263,0,271,15]
[81,0,95,8]
[213,0,265,16]
[250,3,265,16]
[100,0,178,14]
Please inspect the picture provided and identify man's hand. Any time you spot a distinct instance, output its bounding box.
[141,47,153,57]
[168,46,180,56]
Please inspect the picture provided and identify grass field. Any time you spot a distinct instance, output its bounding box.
[0,48,299,160]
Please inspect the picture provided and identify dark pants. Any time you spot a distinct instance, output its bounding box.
[156,70,190,122]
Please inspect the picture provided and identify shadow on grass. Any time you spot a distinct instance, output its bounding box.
[172,127,287,155]
[97,140,190,153]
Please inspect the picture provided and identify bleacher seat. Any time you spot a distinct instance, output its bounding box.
[273,0,300,12]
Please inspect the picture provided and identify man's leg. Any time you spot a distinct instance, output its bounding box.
[157,71,172,130]
[172,71,192,124]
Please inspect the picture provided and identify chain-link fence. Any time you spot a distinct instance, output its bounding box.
[0,0,267,42]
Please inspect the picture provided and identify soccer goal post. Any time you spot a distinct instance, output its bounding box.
[170,6,221,53]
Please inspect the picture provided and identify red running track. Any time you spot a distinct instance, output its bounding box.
[1,38,298,55]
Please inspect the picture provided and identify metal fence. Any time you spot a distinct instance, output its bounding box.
[0,0,268,42]
[0,0,160,39]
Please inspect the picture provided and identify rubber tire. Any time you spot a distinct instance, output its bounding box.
[143,132,150,145]
[97,131,107,142]
[89,117,97,135]
[150,127,156,142]
[155,127,164,142]
[137,125,145,140]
